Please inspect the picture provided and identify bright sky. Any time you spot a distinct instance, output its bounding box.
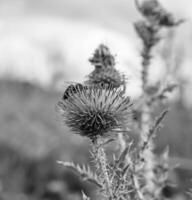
[0,0,192,104]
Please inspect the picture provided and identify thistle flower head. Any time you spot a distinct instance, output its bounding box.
[87,44,126,89]
[57,84,132,140]
[89,44,116,69]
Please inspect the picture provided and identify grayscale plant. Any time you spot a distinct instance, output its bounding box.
[56,0,185,199]
[57,84,132,141]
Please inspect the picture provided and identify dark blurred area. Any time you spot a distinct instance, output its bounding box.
[0,80,95,200]
[0,0,192,200]
[1,80,192,200]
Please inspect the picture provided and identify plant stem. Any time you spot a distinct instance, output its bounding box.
[139,23,158,199]
[92,137,113,200]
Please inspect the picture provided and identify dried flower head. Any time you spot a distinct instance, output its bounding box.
[135,0,183,27]
[87,44,126,89]
[57,84,132,140]
[89,44,116,69]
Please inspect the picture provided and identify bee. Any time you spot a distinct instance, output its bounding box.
[62,82,116,100]
[62,83,87,100]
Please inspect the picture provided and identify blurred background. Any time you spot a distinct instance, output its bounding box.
[0,0,192,199]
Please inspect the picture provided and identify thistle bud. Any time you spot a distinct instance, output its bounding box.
[87,44,126,89]
[134,20,160,47]
[136,0,183,27]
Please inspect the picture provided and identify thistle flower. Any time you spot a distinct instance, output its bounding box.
[135,0,183,27]
[57,84,132,140]
[87,44,126,89]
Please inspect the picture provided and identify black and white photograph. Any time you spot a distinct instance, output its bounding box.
[0,0,192,199]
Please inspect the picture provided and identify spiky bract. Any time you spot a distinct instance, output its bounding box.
[87,67,125,89]
[58,84,132,140]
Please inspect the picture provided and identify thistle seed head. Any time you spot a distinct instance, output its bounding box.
[57,84,132,140]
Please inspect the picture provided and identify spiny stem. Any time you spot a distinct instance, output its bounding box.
[92,137,113,200]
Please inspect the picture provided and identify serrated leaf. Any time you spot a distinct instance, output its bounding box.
[116,141,133,166]
[57,161,102,188]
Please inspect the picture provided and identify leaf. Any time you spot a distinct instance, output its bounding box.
[57,161,102,188]
[141,109,169,152]
[116,141,133,167]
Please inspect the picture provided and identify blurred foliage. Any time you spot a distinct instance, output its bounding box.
[0,80,95,199]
